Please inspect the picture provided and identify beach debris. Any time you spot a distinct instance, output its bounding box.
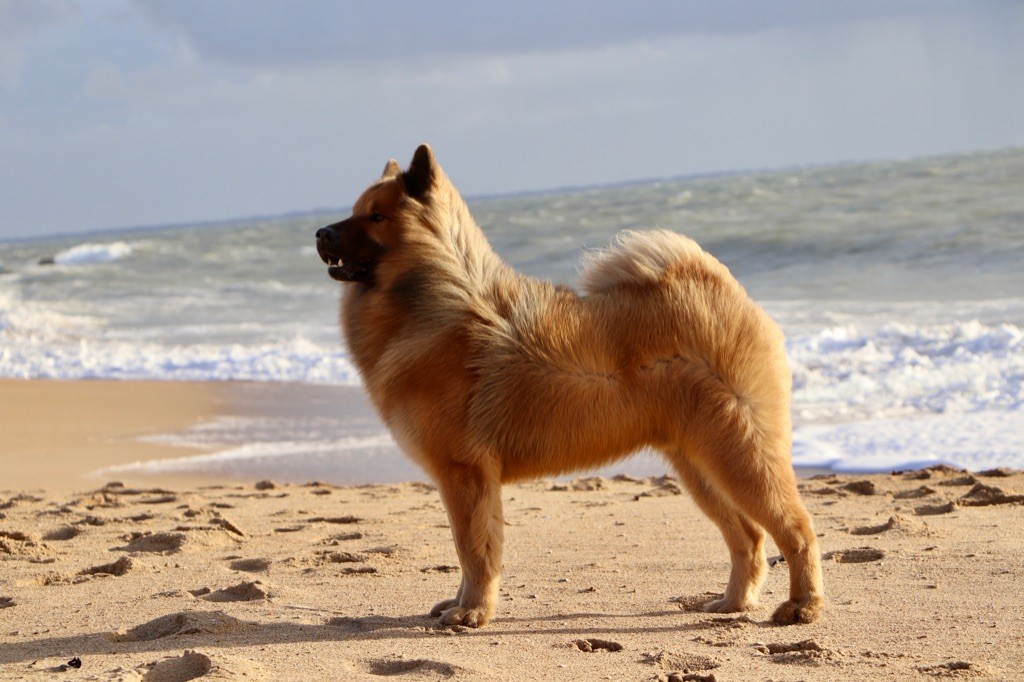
[254,480,277,490]
[573,638,623,652]
[50,657,82,673]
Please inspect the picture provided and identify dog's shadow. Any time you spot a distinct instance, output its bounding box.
[0,606,776,666]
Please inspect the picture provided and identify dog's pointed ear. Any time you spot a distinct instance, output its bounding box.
[403,144,437,199]
[381,159,401,180]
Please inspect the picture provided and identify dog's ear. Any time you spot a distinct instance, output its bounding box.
[381,159,401,180]
[403,144,436,199]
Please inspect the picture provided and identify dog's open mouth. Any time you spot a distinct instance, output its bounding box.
[316,221,383,283]
[324,258,374,282]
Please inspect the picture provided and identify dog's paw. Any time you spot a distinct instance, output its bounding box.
[429,598,459,617]
[439,604,491,628]
[771,597,824,625]
[703,596,757,614]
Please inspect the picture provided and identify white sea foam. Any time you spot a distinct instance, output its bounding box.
[52,241,133,265]
[0,333,362,383]
[788,319,1023,421]
[793,410,1024,473]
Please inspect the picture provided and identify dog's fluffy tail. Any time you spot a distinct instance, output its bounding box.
[578,229,715,295]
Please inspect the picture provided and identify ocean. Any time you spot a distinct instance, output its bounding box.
[2,147,1023,481]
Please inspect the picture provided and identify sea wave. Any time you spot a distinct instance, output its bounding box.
[0,333,361,384]
[789,319,1023,422]
[52,241,133,266]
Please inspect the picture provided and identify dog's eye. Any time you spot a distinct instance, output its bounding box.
[369,213,386,222]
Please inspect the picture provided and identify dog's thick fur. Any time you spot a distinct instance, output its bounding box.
[315,145,824,627]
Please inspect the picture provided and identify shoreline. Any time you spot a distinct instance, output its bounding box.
[0,379,226,493]
[3,379,839,494]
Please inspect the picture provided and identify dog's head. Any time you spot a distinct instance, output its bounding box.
[315,144,440,284]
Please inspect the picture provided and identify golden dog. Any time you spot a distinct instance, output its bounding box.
[315,145,824,627]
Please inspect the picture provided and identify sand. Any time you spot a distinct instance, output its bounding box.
[0,380,224,493]
[2,380,1023,680]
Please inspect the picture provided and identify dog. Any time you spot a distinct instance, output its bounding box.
[315,145,824,627]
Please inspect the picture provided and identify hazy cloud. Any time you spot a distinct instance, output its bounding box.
[131,0,971,67]
[0,1,1022,239]
[0,0,78,88]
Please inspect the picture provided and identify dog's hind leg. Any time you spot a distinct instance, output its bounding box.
[668,454,767,612]
[691,430,824,625]
[433,460,504,628]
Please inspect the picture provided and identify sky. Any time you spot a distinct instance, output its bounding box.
[1,0,1023,241]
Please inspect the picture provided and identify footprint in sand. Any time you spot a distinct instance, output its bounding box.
[133,650,266,681]
[957,484,1024,507]
[893,486,936,500]
[43,525,83,541]
[79,556,134,577]
[917,660,996,677]
[0,530,51,561]
[823,547,885,563]
[642,650,719,673]
[117,532,187,554]
[363,657,462,678]
[308,515,363,525]
[420,565,459,574]
[915,502,958,516]
[840,480,877,495]
[755,639,835,665]
[319,531,364,545]
[670,592,721,612]
[198,581,272,602]
[849,515,925,536]
[228,557,271,572]
[114,611,250,642]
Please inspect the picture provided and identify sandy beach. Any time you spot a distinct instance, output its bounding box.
[0,383,1022,680]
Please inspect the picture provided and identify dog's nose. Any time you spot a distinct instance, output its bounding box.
[315,227,333,243]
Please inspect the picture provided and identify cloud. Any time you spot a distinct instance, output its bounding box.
[130,0,969,68]
[0,0,78,88]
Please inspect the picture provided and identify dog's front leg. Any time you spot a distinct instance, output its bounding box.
[433,461,503,628]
